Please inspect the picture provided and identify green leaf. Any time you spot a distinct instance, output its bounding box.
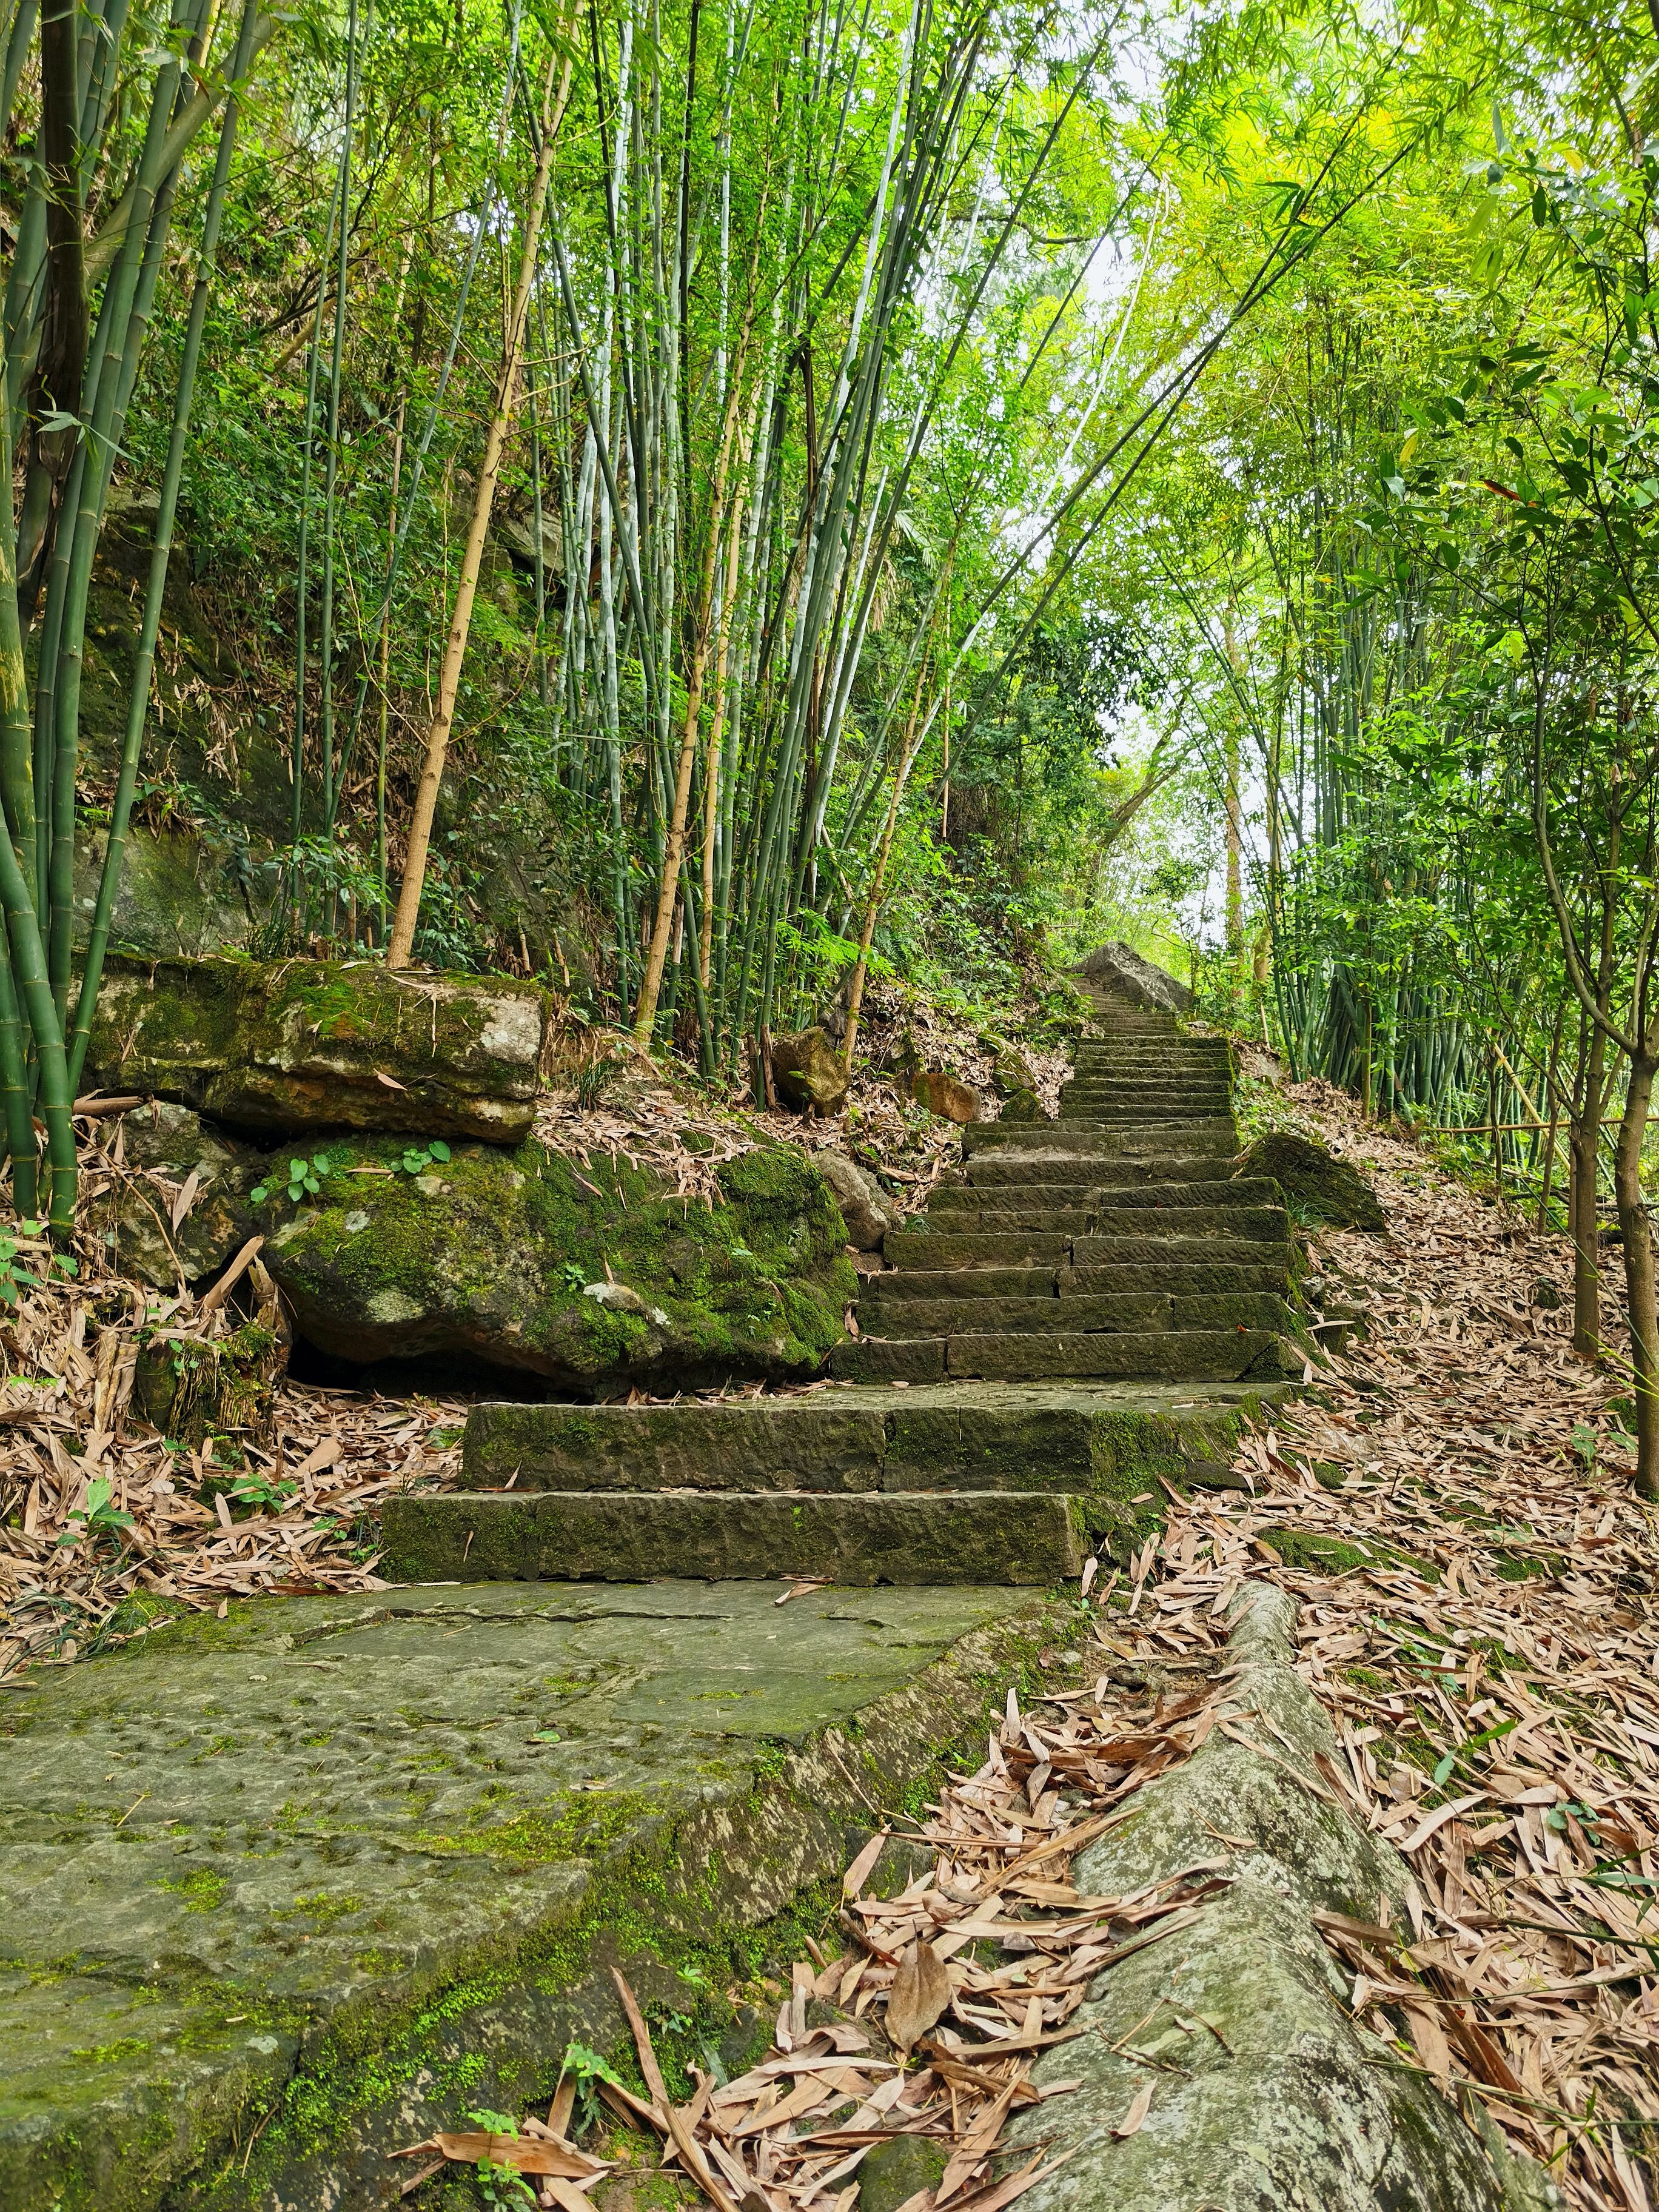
[429,1139,451,1162]
[1433,1750,1457,1787]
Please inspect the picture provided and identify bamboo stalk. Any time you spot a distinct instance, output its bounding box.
[386,33,574,968]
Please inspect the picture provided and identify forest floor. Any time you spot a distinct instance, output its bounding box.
[0,1028,1654,2207]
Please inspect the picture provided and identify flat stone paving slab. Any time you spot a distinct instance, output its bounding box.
[0,1579,1049,2212]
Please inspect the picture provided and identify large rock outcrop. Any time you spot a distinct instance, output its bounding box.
[254,1136,855,1393]
[1235,1128,1386,1232]
[84,954,549,1144]
[1077,940,1192,1014]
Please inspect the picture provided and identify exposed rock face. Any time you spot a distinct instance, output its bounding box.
[771,1026,849,1115]
[255,1136,855,1393]
[811,1149,899,1250]
[84,953,549,1144]
[1235,1129,1385,1232]
[987,1042,1037,1096]
[1077,940,1192,1014]
[98,1101,263,1288]
[911,1068,980,1123]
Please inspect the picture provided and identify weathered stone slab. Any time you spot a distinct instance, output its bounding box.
[884,1231,1071,1267]
[874,1265,1059,1299]
[942,1328,1279,1382]
[830,1335,948,1381]
[0,1581,1050,2212]
[1073,1207,1285,1250]
[85,953,549,1142]
[380,1489,1088,1583]
[461,1382,1282,1515]
[1011,1585,1557,2212]
[860,1294,1168,1338]
[465,1398,890,1490]
[1093,1176,1281,1210]
[1062,1262,1290,1296]
[964,1122,1237,1158]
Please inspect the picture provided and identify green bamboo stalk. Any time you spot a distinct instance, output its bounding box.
[317,0,364,836]
[67,0,264,1096]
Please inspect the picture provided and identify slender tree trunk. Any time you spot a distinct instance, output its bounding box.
[1615,1049,1659,1499]
[841,663,928,1073]
[632,377,746,1042]
[386,41,572,968]
[1572,1012,1607,1357]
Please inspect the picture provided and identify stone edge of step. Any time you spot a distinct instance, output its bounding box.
[1008,1584,1561,2212]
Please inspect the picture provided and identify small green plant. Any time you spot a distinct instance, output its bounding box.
[395,1139,452,1177]
[463,2113,536,2209]
[575,1053,622,1109]
[559,1261,588,1289]
[555,2042,628,2136]
[0,1219,77,1305]
[229,1469,298,1514]
[57,1476,135,1549]
[252,1155,333,1205]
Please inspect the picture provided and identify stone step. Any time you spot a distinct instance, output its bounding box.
[963,1157,1233,1189]
[1064,1260,1292,1295]
[864,1256,1292,1301]
[1058,1088,1232,1108]
[857,1292,1297,1338]
[830,1327,1290,1385]
[459,1381,1281,1506]
[1074,1205,1285,1245]
[885,1230,1072,1267]
[1092,1176,1279,1211]
[1064,1233,1293,1267]
[381,1487,1091,1584]
[883,1208,1287,1267]
[906,1184,1279,1237]
[964,1121,1238,1158]
[872,1265,1061,1298]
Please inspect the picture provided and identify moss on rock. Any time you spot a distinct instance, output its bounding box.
[84,953,549,1144]
[258,1136,855,1392]
[1235,1130,1386,1232]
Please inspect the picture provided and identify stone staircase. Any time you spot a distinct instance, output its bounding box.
[381,982,1299,1587]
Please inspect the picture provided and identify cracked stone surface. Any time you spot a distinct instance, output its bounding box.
[0,1578,1046,2212]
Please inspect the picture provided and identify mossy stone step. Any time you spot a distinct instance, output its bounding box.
[461,1381,1281,1503]
[1065,1233,1294,1267]
[830,1327,1290,1384]
[885,1230,1074,1266]
[857,1292,1297,1338]
[962,1156,1232,1188]
[1063,1261,1293,1295]
[964,1122,1238,1158]
[1092,1176,1281,1210]
[1072,1207,1286,1245]
[873,1265,1061,1298]
[381,1488,1091,1584]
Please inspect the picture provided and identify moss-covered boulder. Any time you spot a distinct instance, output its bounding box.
[1235,1129,1386,1232]
[256,1137,856,1393]
[84,953,549,1144]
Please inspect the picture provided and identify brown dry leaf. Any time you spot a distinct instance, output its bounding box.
[1111,2082,1154,2139]
[885,1940,953,2051]
[415,2133,596,2175]
[842,1828,890,1899]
